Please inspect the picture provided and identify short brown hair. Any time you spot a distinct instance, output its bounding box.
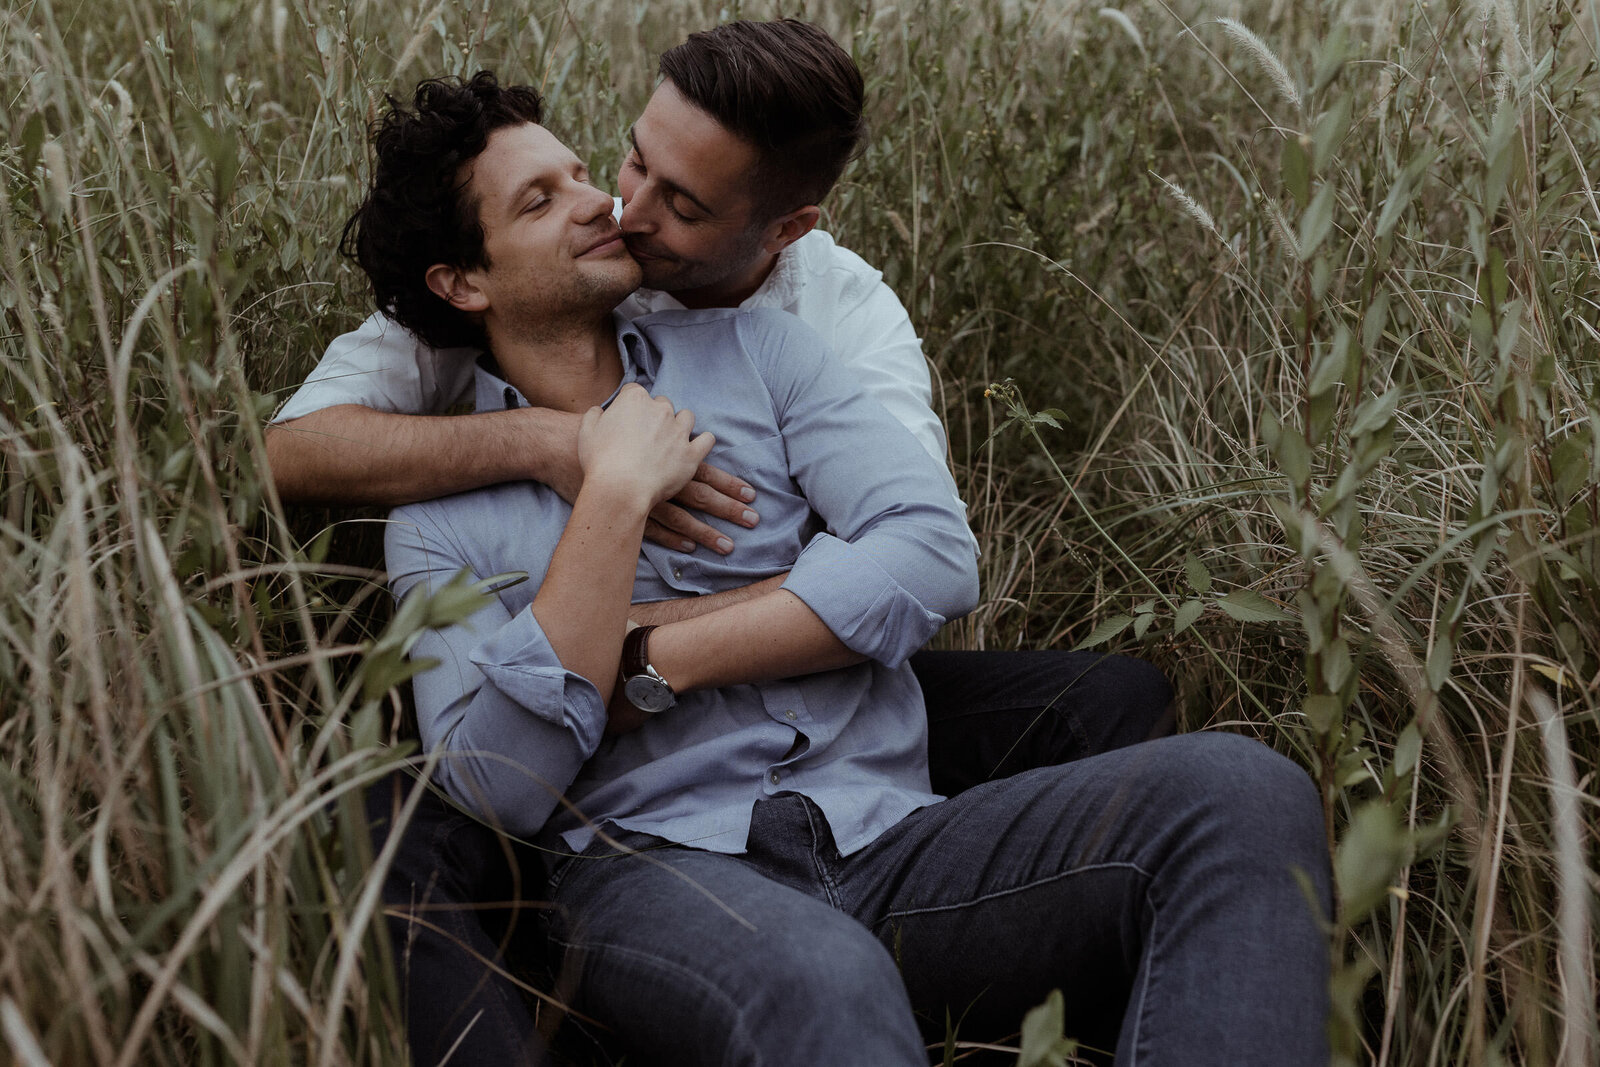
[658,19,865,218]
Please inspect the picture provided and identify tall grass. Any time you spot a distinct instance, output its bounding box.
[1,0,1595,1063]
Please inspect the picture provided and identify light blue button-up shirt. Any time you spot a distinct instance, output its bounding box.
[385,307,979,857]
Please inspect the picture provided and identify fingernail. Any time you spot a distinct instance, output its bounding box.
[680,540,696,552]
[740,509,759,526]
[715,537,734,553]
[739,487,756,502]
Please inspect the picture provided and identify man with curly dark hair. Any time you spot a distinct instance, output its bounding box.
[347,69,1333,1067]
[274,25,1179,1063]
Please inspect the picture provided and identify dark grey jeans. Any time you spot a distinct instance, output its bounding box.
[544,734,1330,1066]
[368,649,1178,1064]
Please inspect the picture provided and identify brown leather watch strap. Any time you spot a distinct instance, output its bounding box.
[621,624,658,678]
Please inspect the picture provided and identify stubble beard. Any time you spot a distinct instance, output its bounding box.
[633,224,768,298]
[500,257,643,345]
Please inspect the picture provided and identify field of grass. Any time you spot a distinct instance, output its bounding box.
[1,0,1596,1062]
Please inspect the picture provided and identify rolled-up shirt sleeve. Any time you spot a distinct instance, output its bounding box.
[738,309,979,666]
[271,312,477,423]
[385,500,607,838]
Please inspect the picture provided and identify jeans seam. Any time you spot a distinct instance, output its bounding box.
[873,860,1152,923]
[1124,883,1160,1067]
[798,798,844,909]
[546,936,763,1067]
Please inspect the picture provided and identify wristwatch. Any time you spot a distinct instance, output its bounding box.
[620,624,676,713]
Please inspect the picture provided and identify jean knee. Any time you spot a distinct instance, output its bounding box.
[1099,654,1175,735]
[1177,733,1327,873]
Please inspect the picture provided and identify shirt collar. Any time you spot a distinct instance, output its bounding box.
[472,313,653,412]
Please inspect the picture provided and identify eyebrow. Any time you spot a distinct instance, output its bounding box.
[629,126,716,217]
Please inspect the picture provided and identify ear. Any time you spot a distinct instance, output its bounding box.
[425,263,490,313]
[760,205,820,255]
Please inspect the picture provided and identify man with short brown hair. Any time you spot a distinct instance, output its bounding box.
[283,21,1178,1063]
[356,70,1332,1067]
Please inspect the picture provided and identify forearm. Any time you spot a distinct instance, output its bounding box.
[531,480,653,700]
[265,405,580,506]
[628,573,788,626]
[647,588,865,693]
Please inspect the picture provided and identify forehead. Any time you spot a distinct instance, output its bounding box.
[633,81,760,213]
[464,123,580,209]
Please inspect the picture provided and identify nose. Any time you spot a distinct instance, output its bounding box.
[572,180,615,226]
[618,187,655,236]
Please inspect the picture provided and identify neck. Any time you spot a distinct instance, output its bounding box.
[670,250,779,309]
[489,311,623,413]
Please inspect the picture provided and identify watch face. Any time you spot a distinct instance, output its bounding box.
[625,673,675,713]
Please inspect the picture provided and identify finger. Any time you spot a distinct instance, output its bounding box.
[648,501,735,555]
[643,517,699,554]
[673,471,759,528]
[696,460,756,505]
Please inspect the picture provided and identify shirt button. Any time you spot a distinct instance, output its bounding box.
[769,770,781,785]
[784,709,797,720]
[672,567,683,581]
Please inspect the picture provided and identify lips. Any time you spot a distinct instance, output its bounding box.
[622,237,672,262]
[577,231,626,257]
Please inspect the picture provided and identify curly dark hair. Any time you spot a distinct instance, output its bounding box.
[659,20,865,218]
[340,71,544,350]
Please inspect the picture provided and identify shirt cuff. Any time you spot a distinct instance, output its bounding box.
[781,532,947,668]
[468,606,608,756]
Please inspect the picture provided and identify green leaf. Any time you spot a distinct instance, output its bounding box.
[1424,633,1453,691]
[1074,613,1134,650]
[1308,333,1348,397]
[1304,693,1343,734]
[1483,96,1520,218]
[21,111,45,168]
[1311,23,1350,94]
[1173,598,1205,635]
[1362,291,1390,351]
[1551,433,1592,501]
[1298,184,1337,257]
[1282,136,1310,209]
[1335,802,1407,925]
[1495,300,1522,361]
[1133,611,1156,639]
[1393,721,1422,780]
[1311,94,1352,172]
[305,525,335,565]
[1017,990,1078,1067]
[1321,636,1353,691]
[1348,388,1400,438]
[1477,246,1508,309]
[1271,424,1312,488]
[1183,553,1212,595]
[1216,589,1292,623]
[1374,170,1412,238]
[1468,303,1494,356]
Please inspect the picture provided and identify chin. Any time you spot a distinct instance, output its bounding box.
[636,263,680,292]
